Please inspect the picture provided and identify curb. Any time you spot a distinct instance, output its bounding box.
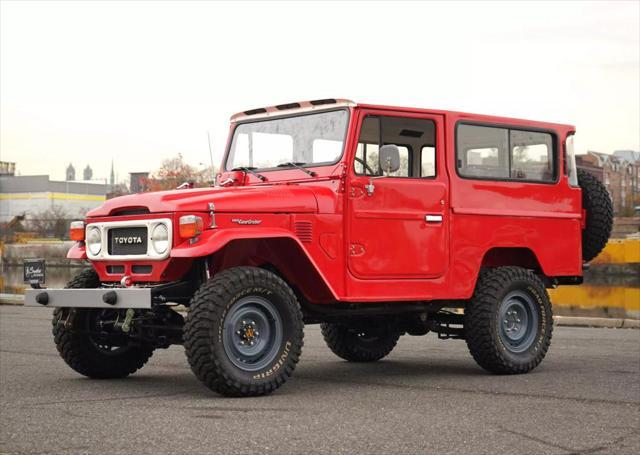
[0,295,638,328]
[553,315,639,329]
[0,294,25,305]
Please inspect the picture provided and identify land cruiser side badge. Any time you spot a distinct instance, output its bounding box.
[231,218,262,225]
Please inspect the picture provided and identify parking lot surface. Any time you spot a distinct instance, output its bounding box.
[1,305,639,454]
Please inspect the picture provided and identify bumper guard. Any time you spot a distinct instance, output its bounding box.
[24,288,152,309]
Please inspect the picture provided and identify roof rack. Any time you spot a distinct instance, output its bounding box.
[230,98,356,122]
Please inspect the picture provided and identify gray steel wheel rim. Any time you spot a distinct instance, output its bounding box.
[498,290,539,354]
[223,295,283,372]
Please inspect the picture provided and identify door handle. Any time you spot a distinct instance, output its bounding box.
[425,214,443,223]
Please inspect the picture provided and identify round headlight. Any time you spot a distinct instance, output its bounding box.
[86,227,102,255]
[151,224,169,254]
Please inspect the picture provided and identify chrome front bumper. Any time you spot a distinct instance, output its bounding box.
[24,288,152,309]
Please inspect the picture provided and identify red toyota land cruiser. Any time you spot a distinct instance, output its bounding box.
[25,99,612,397]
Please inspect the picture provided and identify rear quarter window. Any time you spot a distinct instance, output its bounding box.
[456,125,509,179]
[456,123,556,183]
[510,130,554,181]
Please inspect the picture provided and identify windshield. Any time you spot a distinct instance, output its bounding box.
[226,110,349,171]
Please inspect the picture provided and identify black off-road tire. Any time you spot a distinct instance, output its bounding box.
[578,168,613,262]
[183,267,304,397]
[52,269,154,379]
[320,323,401,362]
[464,267,553,375]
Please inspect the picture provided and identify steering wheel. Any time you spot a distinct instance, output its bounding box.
[354,156,377,176]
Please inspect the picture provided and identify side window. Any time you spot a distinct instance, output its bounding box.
[355,117,381,175]
[391,146,410,177]
[510,130,554,181]
[354,115,435,178]
[457,125,509,179]
[421,146,436,177]
[355,142,380,175]
[355,142,409,177]
[457,124,555,182]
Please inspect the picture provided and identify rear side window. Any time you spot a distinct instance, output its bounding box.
[457,125,509,179]
[510,130,553,181]
[457,124,555,182]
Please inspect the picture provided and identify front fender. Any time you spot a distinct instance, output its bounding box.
[170,227,339,300]
[67,242,87,260]
[170,227,303,258]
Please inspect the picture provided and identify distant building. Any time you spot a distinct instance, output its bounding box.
[614,150,640,213]
[110,160,115,187]
[0,162,16,176]
[613,150,640,162]
[130,172,149,193]
[65,163,75,181]
[576,150,639,215]
[83,165,93,181]
[0,175,107,223]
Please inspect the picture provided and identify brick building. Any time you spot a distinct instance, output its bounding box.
[576,151,639,215]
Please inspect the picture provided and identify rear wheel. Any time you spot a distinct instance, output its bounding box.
[183,267,304,397]
[52,269,154,379]
[464,267,553,374]
[321,322,401,362]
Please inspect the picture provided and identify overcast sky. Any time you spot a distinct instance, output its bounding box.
[1,0,639,182]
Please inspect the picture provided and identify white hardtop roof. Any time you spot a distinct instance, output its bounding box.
[230,98,355,123]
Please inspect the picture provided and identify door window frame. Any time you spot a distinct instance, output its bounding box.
[349,110,442,181]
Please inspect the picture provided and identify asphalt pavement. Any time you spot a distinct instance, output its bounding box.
[1,305,639,455]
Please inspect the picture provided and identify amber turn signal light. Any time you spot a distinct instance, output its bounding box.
[69,221,85,241]
[179,215,203,239]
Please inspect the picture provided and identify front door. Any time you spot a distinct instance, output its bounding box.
[347,111,449,279]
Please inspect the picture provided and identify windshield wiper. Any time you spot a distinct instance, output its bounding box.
[231,166,267,182]
[276,162,317,177]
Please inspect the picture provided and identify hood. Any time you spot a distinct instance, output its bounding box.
[87,185,319,217]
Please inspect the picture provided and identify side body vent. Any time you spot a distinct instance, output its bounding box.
[294,221,313,243]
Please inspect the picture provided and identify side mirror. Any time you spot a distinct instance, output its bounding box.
[378,144,400,175]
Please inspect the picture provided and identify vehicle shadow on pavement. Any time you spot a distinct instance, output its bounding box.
[36,357,484,403]
[304,358,482,377]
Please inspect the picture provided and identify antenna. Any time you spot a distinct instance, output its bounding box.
[207,131,215,185]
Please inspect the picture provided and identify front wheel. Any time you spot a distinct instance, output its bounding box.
[52,269,154,379]
[183,267,304,397]
[464,267,553,374]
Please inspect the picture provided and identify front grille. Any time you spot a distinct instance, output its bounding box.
[132,265,152,274]
[106,265,125,274]
[108,227,148,255]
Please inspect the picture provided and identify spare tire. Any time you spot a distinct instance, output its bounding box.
[578,169,613,262]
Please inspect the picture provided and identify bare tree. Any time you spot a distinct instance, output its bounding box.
[145,154,213,191]
[28,206,72,239]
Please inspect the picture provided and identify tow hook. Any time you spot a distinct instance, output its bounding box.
[56,308,76,329]
[121,308,135,333]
